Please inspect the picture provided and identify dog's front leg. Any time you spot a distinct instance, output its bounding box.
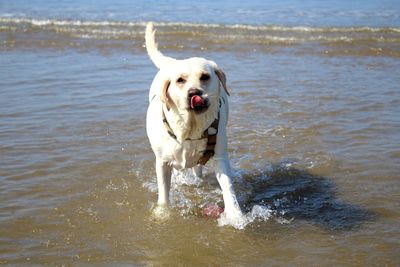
[214,158,243,219]
[155,158,172,206]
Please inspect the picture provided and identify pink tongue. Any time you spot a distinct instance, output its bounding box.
[191,95,205,109]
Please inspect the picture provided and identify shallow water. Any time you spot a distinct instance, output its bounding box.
[1,1,400,266]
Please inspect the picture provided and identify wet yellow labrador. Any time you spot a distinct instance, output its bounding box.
[145,22,245,226]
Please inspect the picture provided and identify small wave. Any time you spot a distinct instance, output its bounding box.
[0,17,145,27]
[2,16,399,56]
[1,17,399,34]
[228,23,400,34]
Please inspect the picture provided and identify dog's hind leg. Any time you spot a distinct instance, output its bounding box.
[191,165,203,178]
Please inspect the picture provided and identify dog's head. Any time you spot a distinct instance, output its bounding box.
[159,58,229,113]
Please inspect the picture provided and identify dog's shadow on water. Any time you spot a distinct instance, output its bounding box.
[234,165,375,231]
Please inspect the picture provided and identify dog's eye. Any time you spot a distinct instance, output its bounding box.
[200,73,210,81]
[176,77,186,84]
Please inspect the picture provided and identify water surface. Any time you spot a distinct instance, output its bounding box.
[1,1,400,265]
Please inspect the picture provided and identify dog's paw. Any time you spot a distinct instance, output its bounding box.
[217,210,249,229]
[151,205,171,221]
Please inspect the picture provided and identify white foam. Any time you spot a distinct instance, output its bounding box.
[151,204,171,221]
[142,180,157,193]
[0,17,146,27]
[172,169,202,187]
[249,205,274,221]
[217,205,274,229]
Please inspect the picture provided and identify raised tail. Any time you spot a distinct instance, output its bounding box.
[145,22,176,69]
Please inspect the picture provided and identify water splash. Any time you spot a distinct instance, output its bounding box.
[217,205,274,229]
[141,166,288,229]
[151,205,171,221]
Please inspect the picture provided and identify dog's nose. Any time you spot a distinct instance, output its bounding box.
[187,88,203,98]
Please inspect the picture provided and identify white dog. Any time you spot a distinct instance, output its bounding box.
[145,22,244,224]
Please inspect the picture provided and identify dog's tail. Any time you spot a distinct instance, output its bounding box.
[145,22,175,69]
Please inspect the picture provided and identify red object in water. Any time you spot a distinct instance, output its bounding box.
[203,204,224,218]
[191,95,205,109]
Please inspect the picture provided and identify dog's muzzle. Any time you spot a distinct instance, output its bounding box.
[188,88,209,113]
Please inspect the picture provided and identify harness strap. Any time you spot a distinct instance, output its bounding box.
[162,116,177,139]
[197,117,219,165]
[161,107,220,166]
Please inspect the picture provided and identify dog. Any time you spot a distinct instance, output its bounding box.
[145,22,244,224]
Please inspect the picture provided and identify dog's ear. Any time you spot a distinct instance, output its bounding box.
[215,68,230,96]
[160,78,172,110]
[209,61,231,96]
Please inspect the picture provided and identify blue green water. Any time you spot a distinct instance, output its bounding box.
[1,0,400,26]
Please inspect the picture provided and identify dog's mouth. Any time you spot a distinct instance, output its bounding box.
[189,95,209,113]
